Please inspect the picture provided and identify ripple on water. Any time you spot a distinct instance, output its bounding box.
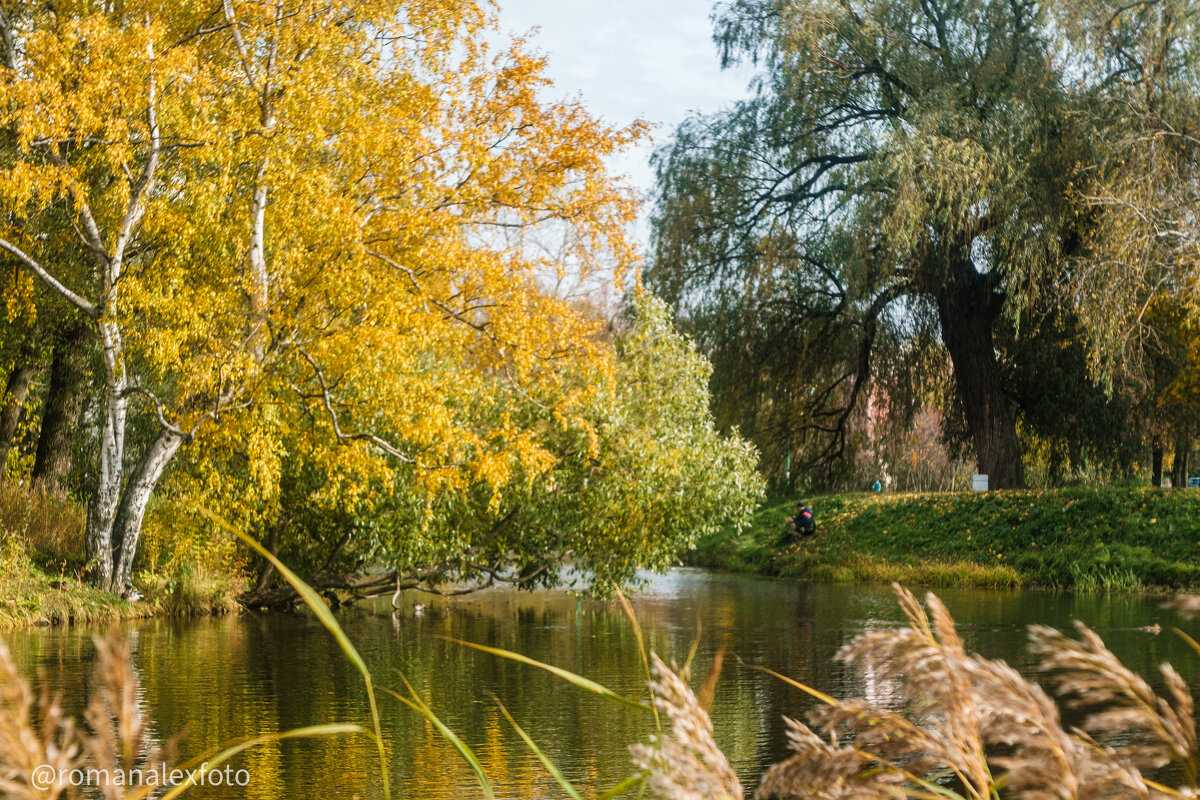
[4,572,1189,799]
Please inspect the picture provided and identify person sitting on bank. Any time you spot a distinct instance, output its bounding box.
[779,502,816,544]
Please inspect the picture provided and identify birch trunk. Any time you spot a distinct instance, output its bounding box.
[86,318,128,590]
[110,429,185,592]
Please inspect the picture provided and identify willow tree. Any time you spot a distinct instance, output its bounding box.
[649,0,1085,488]
[0,1,660,592]
[1056,0,1200,480]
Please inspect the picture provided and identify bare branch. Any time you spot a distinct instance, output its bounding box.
[123,385,252,440]
[109,24,162,275]
[0,237,98,317]
[222,0,261,95]
[297,348,416,464]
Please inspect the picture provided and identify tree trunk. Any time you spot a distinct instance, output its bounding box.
[32,323,90,494]
[1172,427,1190,488]
[254,521,283,592]
[1152,436,1164,488]
[86,319,129,590]
[936,259,1025,489]
[108,429,185,592]
[0,341,40,472]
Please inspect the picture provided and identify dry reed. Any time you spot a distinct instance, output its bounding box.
[633,584,1196,800]
[0,635,179,800]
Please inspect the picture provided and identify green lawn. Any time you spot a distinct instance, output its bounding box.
[690,486,1200,591]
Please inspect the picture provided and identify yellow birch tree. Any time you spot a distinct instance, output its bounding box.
[0,0,659,592]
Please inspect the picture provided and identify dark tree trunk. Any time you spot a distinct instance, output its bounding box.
[0,338,41,471]
[935,259,1025,489]
[1152,436,1164,488]
[32,323,90,494]
[254,521,283,591]
[1172,427,1190,488]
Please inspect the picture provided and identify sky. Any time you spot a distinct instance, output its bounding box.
[491,0,757,249]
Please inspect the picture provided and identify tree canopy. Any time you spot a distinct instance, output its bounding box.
[0,1,762,595]
[648,0,1149,489]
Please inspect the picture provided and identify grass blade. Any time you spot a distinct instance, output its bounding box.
[597,775,646,799]
[736,656,837,706]
[614,586,650,683]
[154,724,365,800]
[494,698,583,800]
[199,507,365,673]
[386,676,495,800]
[198,507,391,800]
[613,586,660,731]
[446,637,651,711]
[1172,626,1200,660]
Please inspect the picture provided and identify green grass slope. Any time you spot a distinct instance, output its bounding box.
[689,486,1200,591]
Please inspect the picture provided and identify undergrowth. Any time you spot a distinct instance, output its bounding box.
[0,484,240,627]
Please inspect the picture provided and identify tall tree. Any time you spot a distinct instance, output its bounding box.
[649,0,1085,488]
[0,1,652,592]
[1055,0,1200,484]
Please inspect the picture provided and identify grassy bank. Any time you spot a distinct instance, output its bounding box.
[0,484,239,628]
[690,486,1200,591]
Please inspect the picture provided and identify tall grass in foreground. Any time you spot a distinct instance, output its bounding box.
[429,584,1200,799]
[7,509,1200,799]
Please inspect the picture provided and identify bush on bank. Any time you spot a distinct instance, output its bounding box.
[0,484,239,627]
[689,485,1200,591]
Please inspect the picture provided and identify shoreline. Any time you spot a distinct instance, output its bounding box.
[8,484,1200,631]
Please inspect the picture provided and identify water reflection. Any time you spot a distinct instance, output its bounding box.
[5,571,1195,799]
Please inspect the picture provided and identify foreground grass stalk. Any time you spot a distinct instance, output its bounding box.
[198,507,392,800]
[494,698,584,800]
[386,677,495,799]
[447,637,652,711]
[154,725,365,800]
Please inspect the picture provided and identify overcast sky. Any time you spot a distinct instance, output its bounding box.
[493,0,756,249]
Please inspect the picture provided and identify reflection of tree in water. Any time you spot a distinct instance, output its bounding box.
[4,575,1188,799]
[858,661,904,709]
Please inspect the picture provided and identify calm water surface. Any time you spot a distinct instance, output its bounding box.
[7,570,1196,799]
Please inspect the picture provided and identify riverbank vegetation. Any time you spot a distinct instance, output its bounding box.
[0,484,239,628]
[691,487,1200,592]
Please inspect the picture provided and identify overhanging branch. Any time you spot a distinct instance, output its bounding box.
[0,238,98,318]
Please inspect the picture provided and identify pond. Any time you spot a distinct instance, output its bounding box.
[5,570,1196,799]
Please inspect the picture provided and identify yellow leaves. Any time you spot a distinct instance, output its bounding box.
[1,268,38,324]
[3,1,655,557]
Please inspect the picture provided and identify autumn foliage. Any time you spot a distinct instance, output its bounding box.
[0,2,760,594]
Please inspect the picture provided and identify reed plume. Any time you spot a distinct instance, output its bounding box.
[82,636,178,800]
[630,653,744,800]
[1031,621,1197,791]
[0,638,79,800]
[750,585,1151,800]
